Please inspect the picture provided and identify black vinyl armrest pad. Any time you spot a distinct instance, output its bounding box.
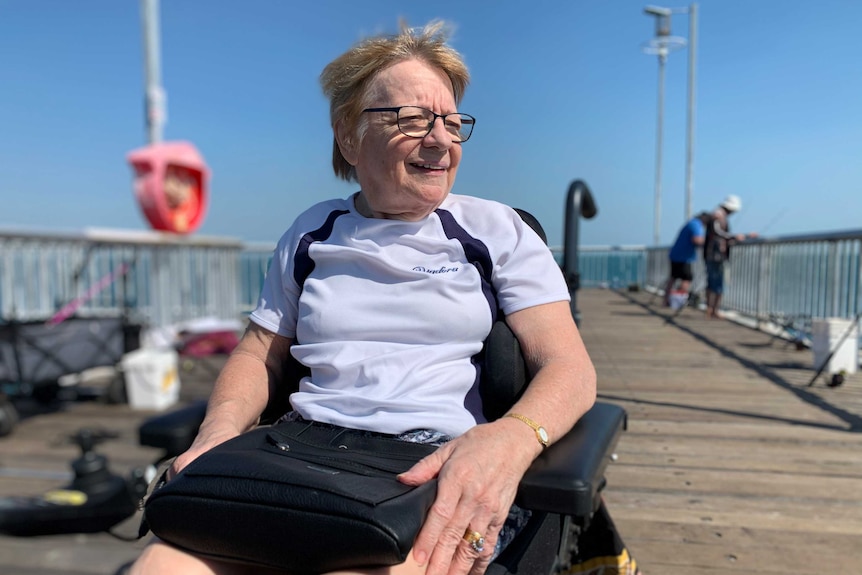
[138,400,207,457]
[138,400,628,521]
[515,402,627,518]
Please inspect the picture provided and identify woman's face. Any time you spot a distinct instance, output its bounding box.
[340,59,462,221]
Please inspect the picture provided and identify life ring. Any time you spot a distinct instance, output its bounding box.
[127,141,210,234]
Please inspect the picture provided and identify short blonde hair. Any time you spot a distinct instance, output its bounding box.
[320,20,470,182]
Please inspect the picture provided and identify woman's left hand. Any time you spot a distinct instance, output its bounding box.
[399,300,596,574]
[397,418,540,575]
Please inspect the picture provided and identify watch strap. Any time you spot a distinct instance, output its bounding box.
[504,413,549,448]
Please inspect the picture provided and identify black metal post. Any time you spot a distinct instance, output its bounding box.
[563,180,598,327]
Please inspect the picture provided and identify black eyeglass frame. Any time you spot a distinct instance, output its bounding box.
[361,106,476,142]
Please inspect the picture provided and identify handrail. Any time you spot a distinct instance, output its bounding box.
[0,226,243,247]
[3,224,862,333]
[0,228,245,327]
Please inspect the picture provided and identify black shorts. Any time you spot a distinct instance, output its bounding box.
[670,261,693,281]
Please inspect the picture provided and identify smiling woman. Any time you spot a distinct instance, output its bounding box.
[129,19,596,575]
[333,58,466,221]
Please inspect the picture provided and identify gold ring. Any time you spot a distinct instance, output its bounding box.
[463,528,485,553]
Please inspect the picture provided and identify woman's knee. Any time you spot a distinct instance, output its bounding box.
[129,540,250,575]
[128,541,427,575]
[322,556,427,575]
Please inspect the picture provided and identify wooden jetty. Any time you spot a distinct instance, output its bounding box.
[1,289,860,574]
[0,359,222,575]
[592,289,862,574]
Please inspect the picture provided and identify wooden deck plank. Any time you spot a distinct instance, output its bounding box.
[0,359,220,575]
[582,289,862,573]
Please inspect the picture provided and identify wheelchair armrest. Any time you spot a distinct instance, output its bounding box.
[138,400,208,458]
[136,392,291,458]
[515,401,627,519]
[138,400,628,521]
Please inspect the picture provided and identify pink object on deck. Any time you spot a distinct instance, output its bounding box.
[179,330,240,358]
[127,141,210,234]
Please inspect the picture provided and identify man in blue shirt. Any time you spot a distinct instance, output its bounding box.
[663,214,706,306]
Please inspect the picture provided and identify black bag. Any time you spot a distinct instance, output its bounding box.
[143,419,439,573]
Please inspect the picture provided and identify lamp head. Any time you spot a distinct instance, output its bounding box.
[644,5,672,17]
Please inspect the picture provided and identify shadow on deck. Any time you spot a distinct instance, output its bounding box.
[581,289,862,575]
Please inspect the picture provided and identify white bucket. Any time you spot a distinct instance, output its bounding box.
[811,318,859,375]
[669,291,688,311]
[121,348,181,411]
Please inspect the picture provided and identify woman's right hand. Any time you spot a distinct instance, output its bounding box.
[166,425,242,481]
[165,325,295,481]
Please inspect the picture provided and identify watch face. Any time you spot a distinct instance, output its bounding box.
[538,427,549,444]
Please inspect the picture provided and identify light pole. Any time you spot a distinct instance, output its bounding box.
[643,5,686,245]
[140,0,166,144]
[684,4,698,223]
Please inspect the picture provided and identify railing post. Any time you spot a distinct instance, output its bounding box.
[826,241,841,317]
[856,240,862,319]
[563,180,598,327]
[754,244,765,327]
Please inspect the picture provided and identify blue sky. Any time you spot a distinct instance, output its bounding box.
[1,0,860,248]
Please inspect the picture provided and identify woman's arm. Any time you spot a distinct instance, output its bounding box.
[400,300,596,575]
[168,322,294,478]
[501,300,597,446]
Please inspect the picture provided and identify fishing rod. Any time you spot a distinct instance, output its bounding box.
[46,262,131,327]
[758,207,790,236]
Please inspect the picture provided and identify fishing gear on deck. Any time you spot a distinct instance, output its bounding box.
[0,428,154,538]
[807,312,861,387]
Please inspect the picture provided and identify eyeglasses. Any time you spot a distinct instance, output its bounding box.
[362,106,476,143]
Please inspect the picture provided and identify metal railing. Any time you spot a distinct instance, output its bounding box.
[580,246,647,289]
[643,229,862,332]
[0,228,247,328]
[551,245,647,290]
[3,227,861,333]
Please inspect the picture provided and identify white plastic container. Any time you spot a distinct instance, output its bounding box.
[811,318,859,375]
[669,291,688,311]
[121,348,181,411]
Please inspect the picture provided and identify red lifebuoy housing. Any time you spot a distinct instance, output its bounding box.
[127,141,210,234]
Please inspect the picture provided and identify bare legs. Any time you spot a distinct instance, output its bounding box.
[128,540,429,575]
[705,291,723,319]
[129,541,253,575]
[705,262,726,319]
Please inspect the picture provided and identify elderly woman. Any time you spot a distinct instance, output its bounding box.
[130,20,595,575]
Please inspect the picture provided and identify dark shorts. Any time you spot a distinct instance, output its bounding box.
[706,261,725,294]
[670,261,694,281]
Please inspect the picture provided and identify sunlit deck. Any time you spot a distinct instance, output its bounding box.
[1,288,861,574]
[587,289,862,574]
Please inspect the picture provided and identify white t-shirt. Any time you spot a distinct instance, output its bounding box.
[249,193,569,436]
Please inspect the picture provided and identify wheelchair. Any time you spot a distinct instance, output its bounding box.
[137,205,626,573]
[0,204,626,573]
[137,319,626,574]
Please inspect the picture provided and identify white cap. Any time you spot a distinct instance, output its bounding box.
[720,195,742,213]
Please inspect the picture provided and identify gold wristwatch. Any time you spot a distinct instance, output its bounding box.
[504,413,549,448]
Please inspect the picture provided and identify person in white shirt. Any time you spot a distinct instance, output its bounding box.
[703,195,758,318]
[130,20,596,575]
